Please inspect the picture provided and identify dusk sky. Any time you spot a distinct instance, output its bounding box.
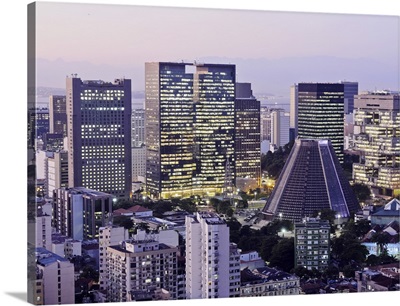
[35,1,400,95]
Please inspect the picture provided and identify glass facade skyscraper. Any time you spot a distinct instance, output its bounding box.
[145,62,235,199]
[297,83,345,163]
[66,77,132,198]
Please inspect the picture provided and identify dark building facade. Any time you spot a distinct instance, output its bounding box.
[66,76,132,198]
[28,108,49,148]
[49,95,67,137]
[262,139,360,222]
[297,83,345,163]
[235,83,261,185]
[145,62,235,199]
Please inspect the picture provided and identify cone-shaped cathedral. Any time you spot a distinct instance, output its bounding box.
[262,139,360,222]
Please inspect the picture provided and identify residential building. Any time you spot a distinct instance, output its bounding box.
[240,250,266,270]
[106,239,179,302]
[51,233,82,259]
[240,267,300,297]
[370,198,400,226]
[185,211,231,299]
[99,225,129,290]
[66,76,132,198]
[297,83,345,162]
[229,243,241,297]
[53,187,113,240]
[235,82,261,185]
[145,62,235,199]
[356,263,400,292]
[262,139,360,222]
[35,247,75,305]
[294,217,331,271]
[49,95,67,137]
[352,92,400,197]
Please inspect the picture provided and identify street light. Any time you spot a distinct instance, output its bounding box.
[279,212,282,220]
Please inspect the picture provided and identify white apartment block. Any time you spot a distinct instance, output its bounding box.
[46,150,68,198]
[99,225,129,290]
[51,233,82,260]
[185,212,230,299]
[35,247,75,305]
[106,239,179,302]
[229,243,241,297]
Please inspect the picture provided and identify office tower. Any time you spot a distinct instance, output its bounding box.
[35,247,75,305]
[294,217,330,271]
[271,109,290,148]
[262,139,360,222]
[297,83,345,163]
[99,225,129,291]
[131,108,146,182]
[352,92,400,197]
[53,187,113,240]
[342,81,359,114]
[49,95,67,137]
[235,82,261,184]
[131,108,145,147]
[45,150,68,198]
[106,239,179,302]
[145,62,235,199]
[260,107,272,141]
[289,84,298,141]
[43,133,64,151]
[28,108,49,148]
[185,212,230,299]
[66,76,132,198]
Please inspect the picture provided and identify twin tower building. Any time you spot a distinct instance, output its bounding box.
[66,62,261,200]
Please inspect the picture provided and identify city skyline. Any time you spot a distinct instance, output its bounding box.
[34,2,399,96]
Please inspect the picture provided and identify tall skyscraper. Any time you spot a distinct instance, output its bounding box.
[260,107,272,141]
[235,83,261,184]
[185,212,231,299]
[297,83,345,163]
[352,91,400,197]
[145,62,235,199]
[342,81,359,114]
[289,84,298,141]
[131,108,146,182]
[66,76,132,197]
[262,139,360,222]
[49,95,67,137]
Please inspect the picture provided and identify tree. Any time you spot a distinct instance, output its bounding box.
[260,235,280,262]
[371,232,392,255]
[343,219,371,238]
[80,266,99,282]
[112,216,133,230]
[331,232,369,267]
[269,237,295,272]
[351,183,371,203]
[238,236,264,253]
[342,265,356,278]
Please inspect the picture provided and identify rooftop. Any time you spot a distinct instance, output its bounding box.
[36,247,68,267]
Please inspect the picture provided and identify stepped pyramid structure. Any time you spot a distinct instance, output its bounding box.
[262,139,360,222]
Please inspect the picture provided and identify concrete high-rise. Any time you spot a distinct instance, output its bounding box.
[106,239,178,302]
[53,187,113,240]
[352,92,400,197]
[235,83,261,184]
[145,62,235,199]
[262,139,360,222]
[297,83,346,163]
[271,109,290,148]
[342,81,359,114]
[66,76,132,198]
[294,217,330,271]
[289,84,298,141]
[185,212,231,299]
